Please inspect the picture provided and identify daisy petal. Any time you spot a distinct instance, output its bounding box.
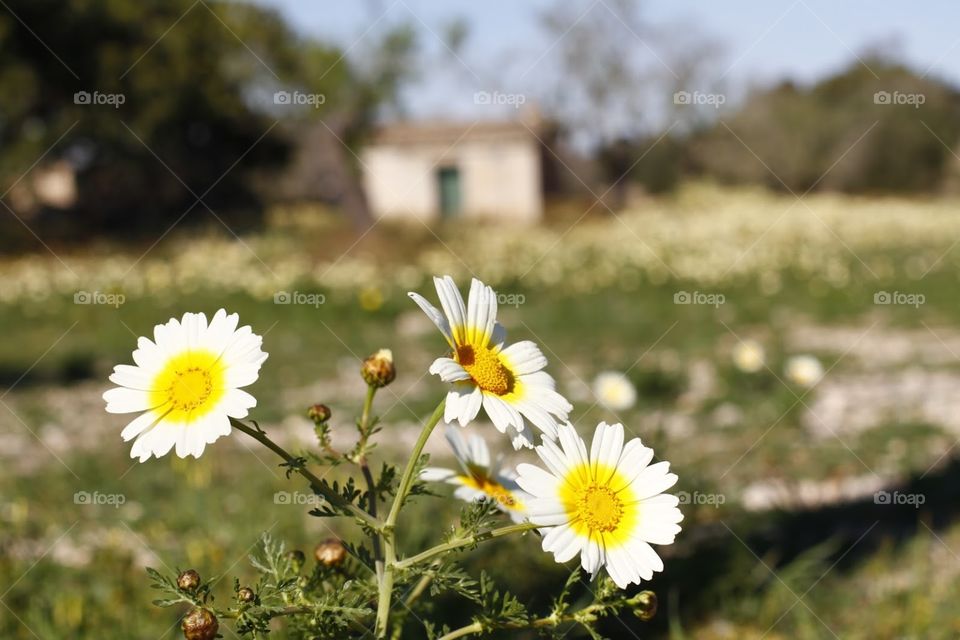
[500,341,547,376]
[109,365,154,391]
[590,422,624,483]
[466,278,498,348]
[457,386,484,426]
[421,466,458,482]
[104,387,154,414]
[120,409,164,441]
[408,291,455,348]
[434,275,467,345]
[516,464,561,498]
[429,357,470,383]
[542,524,584,563]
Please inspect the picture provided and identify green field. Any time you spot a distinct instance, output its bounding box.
[3,186,960,638]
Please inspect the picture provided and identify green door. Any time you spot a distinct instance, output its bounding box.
[437,167,461,218]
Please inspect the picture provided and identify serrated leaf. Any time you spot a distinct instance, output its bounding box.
[151,598,184,607]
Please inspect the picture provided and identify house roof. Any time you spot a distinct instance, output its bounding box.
[369,118,541,146]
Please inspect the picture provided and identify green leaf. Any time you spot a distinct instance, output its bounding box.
[151,598,184,607]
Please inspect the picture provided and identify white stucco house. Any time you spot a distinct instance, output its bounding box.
[361,118,544,223]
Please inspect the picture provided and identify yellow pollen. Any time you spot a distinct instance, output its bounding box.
[461,474,523,510]
[150,350,225,423]
[575,485,623,533]
[482,479,518,508]
[167,368,214,412]
[455,344,514,396]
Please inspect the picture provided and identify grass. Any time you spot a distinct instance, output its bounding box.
[3,187,960,637]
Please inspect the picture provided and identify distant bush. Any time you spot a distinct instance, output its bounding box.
[687,58,960,194]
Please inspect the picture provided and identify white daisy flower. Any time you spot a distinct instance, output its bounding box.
[104,309,268,462]
[420,425,530,522]
[732,339,765,373]
[516,422,683,589]
[592,371,637,412]
[785,354,823,388]
[408,276,572,449]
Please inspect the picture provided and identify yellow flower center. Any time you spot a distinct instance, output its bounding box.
[560,463,638,545]
[455,344,514,396]
[461,474,523,510]
[576,485,623,532]
[481,479,520,508]
[150,350,225,423]
[168,368,214,412]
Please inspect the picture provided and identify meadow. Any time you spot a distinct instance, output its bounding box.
[3,184,960,638]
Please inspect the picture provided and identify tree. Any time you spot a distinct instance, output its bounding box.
[536,0,724,207]
[0,0,301,245]
[689,58,960,194]
[0,0,420,246]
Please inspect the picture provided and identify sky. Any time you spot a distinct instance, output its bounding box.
[253,0,960,123]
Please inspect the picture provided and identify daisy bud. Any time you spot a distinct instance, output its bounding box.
[307,403,331,424]
[630,591,657,621]
[181,607,218,640]
[286,549,306,572]
[314,537,347,567]
[176,569,201,592]
[237,587,255,603]
[361,349,395,388]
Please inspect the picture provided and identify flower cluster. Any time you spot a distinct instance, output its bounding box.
[111,275,683,638]
[9,186,960,307]
[410,276,682,587]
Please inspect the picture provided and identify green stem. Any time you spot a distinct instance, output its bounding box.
[218,605,312,619]
[222,606,373,636]
[437,603,608,640]
[438,622,482,640]
[375,398,446,638]
[359,385,376,439]
[230,418,382,530]
[394,522,538,571]
[357,385,384,582]
[385,399,446,527]
[403,570,435,608]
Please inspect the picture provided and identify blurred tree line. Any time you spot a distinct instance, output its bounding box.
[3,0,960,251]
[0,0,415,249]
[601,58,960,197]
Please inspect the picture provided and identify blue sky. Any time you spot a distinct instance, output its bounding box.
[254,0,960,122]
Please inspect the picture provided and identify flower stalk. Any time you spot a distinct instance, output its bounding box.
[356,384,384,580]
[436,601,614,640]
[229,417,382,530]
[393,521,538,571]
[375,398,446,638]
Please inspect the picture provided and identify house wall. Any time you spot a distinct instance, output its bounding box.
[361,136,542,222]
